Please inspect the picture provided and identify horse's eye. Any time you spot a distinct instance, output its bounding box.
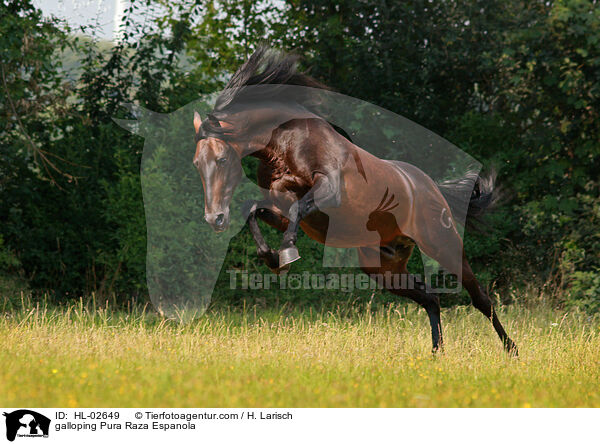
[216,157,227,166]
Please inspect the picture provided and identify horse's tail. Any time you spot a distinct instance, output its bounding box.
[437,169,497,231]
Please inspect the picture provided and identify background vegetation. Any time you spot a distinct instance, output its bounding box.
[1,297,598,407]
[1,0,599,313]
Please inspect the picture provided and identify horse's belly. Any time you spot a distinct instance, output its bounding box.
[300,204,402,248]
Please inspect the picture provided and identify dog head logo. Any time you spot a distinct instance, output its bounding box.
[3,410,50,441]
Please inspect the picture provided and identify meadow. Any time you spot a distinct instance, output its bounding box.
[1,295,598,408]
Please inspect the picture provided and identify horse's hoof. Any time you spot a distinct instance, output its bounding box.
[506,342,519,357]
[431,344,444,355]
[277,263,291,274]
[279,246,300,268]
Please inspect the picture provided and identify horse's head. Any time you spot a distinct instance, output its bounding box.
[193,111,243,232]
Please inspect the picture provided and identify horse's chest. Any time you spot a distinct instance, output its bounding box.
[258,162,309,208]
[266,175,307,207]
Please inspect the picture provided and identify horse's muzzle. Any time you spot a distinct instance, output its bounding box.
[205,211,230,232]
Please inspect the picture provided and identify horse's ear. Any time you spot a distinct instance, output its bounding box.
[113,103,166,137]
[194,111,202,134]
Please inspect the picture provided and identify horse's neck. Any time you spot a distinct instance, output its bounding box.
[231,103,318,157]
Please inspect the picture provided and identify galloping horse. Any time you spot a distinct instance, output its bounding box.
[193,47,517,354]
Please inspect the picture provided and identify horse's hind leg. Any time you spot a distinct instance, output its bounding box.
[358,244,443,352]
[413,221,517,354]
[461,255,518,355]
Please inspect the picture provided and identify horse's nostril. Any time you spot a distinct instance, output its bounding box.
[215,213,225,227]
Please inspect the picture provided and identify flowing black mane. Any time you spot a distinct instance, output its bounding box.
[197,47,330,141]
[214,46,330,111]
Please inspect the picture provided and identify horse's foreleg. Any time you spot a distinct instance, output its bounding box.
[255,204,289,232]
[279,171,341,267]
[246,201,291,272]
[246,202,282,272]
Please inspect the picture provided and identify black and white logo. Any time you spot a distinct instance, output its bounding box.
[3,410,50,442]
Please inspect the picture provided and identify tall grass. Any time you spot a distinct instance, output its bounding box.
[0,294,598,407]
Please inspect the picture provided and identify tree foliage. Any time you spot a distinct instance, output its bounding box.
[0,0,598,312]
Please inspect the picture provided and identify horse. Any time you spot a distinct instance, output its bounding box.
[192,47,517,354]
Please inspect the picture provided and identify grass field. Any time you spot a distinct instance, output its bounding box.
[0,297,598,407]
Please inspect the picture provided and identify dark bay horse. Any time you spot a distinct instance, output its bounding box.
[193,47,517,354]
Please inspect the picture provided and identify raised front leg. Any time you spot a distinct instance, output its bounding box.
[245,200,292,273]
[246,201,281,272]
[279,171,342,267]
